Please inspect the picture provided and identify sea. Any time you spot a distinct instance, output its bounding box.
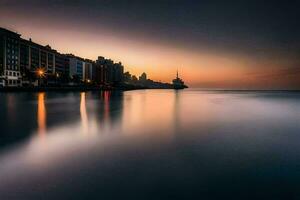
[0,89,300,199]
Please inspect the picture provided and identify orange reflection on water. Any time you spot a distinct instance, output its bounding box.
[80,92,89,135]
[122,90,175,138]
[7,94,16,123]
[37,92,46,137]
[103,91,111,123]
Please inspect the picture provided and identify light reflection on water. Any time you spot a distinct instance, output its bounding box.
[0,89,300,199]
[37,92,46,137]
[80,92,88,135]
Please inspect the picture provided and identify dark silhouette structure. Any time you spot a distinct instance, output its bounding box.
[172,70,188,89]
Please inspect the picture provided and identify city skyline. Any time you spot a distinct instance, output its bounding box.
[1,0,300,89]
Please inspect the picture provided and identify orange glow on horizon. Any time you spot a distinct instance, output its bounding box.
[1,13,299,89]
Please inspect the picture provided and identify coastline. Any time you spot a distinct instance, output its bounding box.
[0,85,176,92]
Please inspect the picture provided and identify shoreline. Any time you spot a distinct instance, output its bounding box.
[1,87,299,93]
[0,85,175,92]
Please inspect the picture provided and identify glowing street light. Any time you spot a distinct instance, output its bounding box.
[36,68,46,87]
[36,68,45,77]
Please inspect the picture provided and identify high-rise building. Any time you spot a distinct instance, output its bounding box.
[55,53,67,76]
[19,39,68,85]
[0,28,22,87]
[113,62,124,84]
[1,27,126,87]
[93,63,105,84]
[67,55,85,81]
[95,56,124,85]
[84,59,94,81]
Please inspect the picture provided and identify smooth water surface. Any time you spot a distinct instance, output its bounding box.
[0,89,300,199]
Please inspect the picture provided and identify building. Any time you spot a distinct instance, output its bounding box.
[113,62,124,84]
[18,38,69,85]
[54,53,68,76]
[67,55,85,81]
[0,28,22,87]
[84,59,94,81]
[139,72,147,82]
[94,56,124,85]
[93,63,105,84]
[20,39,57,84]
[0,27,125,87]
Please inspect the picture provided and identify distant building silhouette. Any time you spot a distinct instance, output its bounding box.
[139,72,147,82]
[172,70,187,89]
[94,56,124,86]
[84,59,93,81]
[123,71,132,83]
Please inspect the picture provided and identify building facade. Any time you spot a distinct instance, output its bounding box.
[68,55,85,81]
[1,27,125,87]
[0,28,22,87]
[84,59,93,81]
[94,56,124,85]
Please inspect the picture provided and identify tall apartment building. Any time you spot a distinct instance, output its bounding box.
[113,62,124,84]
[20,39,58,84]
[84,59,94,81]
[1,27,124,87]
[95,56,124,85]
[55,53,68,76]
[1,27,71,87]
[20,39,68,75]
[0,28,22,87]
[67,55,85,81]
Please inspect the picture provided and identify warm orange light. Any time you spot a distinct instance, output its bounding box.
[80,92,89,134]
[36,68,45,77]
[37,92,46,137]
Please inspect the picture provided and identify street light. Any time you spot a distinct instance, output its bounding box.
[55,73,60,86]
[36,68,45,87]
[36,68,45,77]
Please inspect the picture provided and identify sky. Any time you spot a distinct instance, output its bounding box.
[0,0,299,89]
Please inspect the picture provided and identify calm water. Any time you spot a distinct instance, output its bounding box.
[0,89,300,199]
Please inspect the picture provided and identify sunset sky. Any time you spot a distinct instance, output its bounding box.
[0,0,299,89]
